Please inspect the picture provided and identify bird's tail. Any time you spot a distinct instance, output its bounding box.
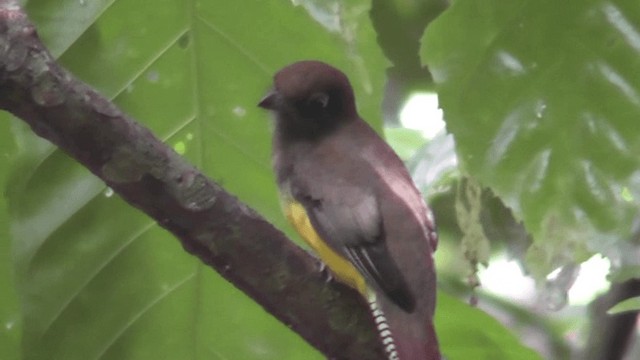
[368,294,440,360]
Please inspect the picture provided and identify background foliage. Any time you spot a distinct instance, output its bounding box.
[1,0,639,359]
[424,0,640,283]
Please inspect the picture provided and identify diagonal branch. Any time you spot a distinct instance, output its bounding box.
[0,1,385,359]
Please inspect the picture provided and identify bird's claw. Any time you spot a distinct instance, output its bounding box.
[317,261,333,283]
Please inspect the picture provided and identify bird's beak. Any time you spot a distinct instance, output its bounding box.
[258,89,278,110]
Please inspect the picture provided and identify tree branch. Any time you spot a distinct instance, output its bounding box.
[0,1,385,358]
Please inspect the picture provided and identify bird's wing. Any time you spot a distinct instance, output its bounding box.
[291,179,416,312]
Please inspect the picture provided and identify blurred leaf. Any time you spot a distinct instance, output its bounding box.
[370,0,446,72]
[384,127,428,161]
[6,0,386,359]
[607,296,640,314]
[370,0,447,125]
[0,119,19,360]
[24,0,116,57]
[479,189,531,260]
[422,0,640,280]
[436,292,542,360]
[609,264,640,282]
[409,131,458,197]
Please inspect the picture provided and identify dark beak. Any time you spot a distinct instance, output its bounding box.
[258,90,278,110]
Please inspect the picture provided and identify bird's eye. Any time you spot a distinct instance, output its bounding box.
[299,91,335,120]
[307,92,329,110]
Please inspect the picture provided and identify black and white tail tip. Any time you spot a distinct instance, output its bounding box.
[369,297,399,360]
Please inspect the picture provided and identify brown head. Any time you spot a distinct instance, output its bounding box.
[258,61,358,139]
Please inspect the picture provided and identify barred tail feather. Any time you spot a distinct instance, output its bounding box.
[368,292,440,360]
[368,294,400,360]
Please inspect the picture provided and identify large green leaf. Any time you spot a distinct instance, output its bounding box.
[6,0,386,359]
[422,0,640,279]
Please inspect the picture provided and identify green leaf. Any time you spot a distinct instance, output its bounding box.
[436,292,542,360]
[6,0,386,359]
[0,119,20,360]
[609,265,640,282]
[384,127,428,161]
[607,296,640,314]
[422,0,640,279]
[24,0,116,58]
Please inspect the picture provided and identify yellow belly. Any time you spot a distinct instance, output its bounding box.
[283,200,368,296]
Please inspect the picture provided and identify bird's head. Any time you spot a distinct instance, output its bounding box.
[259,61,357,139]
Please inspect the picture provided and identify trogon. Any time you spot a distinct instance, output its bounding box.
[258,60,440,360]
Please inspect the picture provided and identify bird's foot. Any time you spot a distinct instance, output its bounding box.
[317,261,334,283]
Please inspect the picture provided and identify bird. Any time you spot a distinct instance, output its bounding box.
[258,60,440,360]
